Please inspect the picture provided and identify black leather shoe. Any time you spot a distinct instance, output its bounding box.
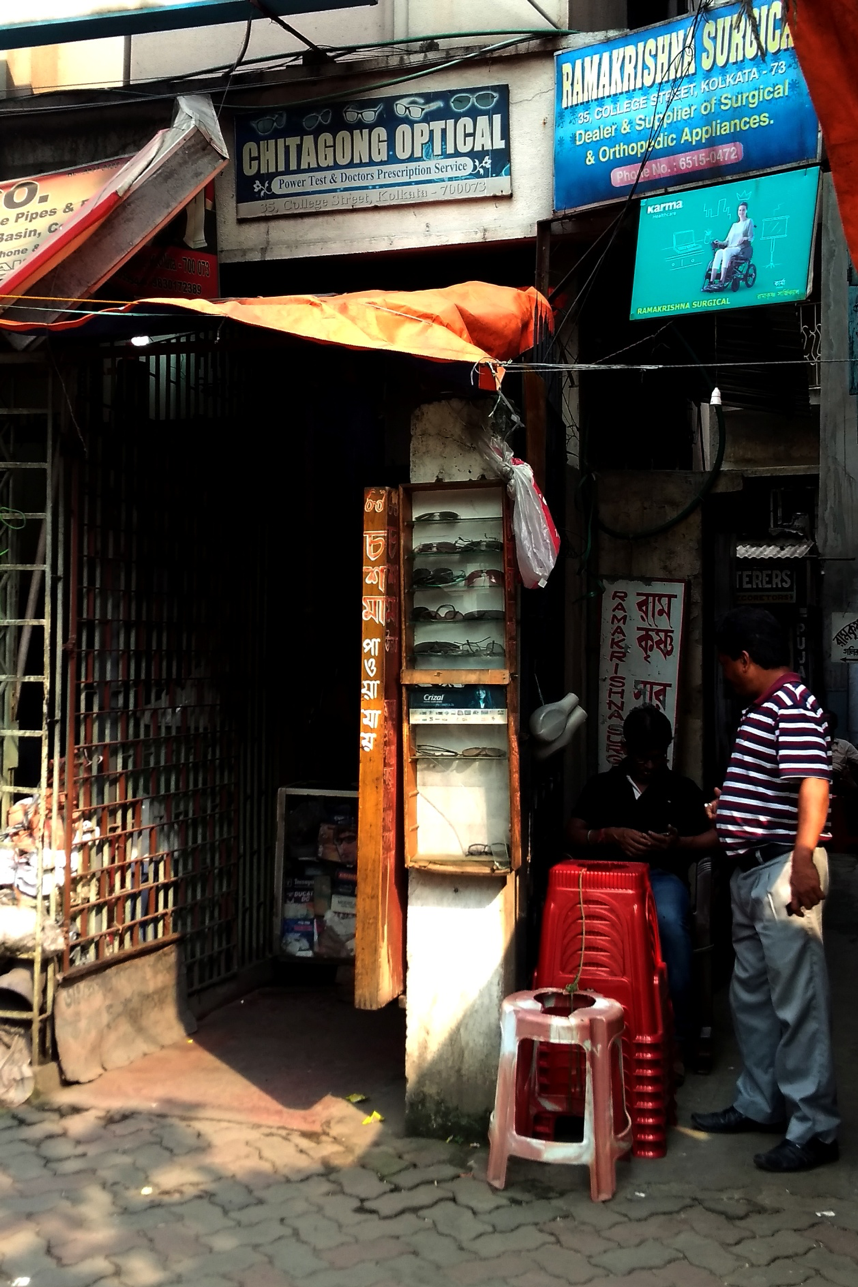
[754,1137,839,1172]
[691,1105,786,1134]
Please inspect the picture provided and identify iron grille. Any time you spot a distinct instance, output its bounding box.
[65,336,276,993]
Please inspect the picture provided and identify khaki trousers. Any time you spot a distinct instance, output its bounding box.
[730,848,839,1145]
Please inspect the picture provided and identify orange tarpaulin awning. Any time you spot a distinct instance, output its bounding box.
[787,0,858,264]
[0,282,552,379]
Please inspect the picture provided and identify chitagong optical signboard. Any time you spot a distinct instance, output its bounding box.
[235,85,511,219]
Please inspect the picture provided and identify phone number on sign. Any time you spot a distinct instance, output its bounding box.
[610,142,744,188]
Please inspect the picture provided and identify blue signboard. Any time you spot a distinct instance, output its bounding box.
[629,166,820,321]
[554,1,818,213]
[235,85,511,219]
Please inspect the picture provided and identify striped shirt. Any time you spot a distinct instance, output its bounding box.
[716,672,831,856]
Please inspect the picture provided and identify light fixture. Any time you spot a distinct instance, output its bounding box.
[130,335,151,347]
[710,387,722,406]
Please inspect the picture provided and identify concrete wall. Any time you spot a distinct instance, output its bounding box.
[216,45,565,266]
[405,397,516,1136]
[719,411,819,473]
[596,472,705,785]
[2,37,124,95]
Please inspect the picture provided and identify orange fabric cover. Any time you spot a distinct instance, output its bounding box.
[787,0,858,263]
[0,282,551,375]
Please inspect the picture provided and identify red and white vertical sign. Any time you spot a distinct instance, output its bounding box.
[598,578,686,771]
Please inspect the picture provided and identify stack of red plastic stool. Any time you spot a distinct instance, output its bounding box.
[533,859,674,1158]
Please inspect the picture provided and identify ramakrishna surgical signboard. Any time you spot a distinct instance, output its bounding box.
[629,166,820,321]
[234,85,511,219]
[554,1,818,214]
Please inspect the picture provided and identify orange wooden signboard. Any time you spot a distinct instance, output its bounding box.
[355,488,405,1009]
[0,158,128,283]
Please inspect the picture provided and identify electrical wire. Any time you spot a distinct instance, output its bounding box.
[508,358,848,371]
[545,1,714,332]
[228,35,541,114]
[218,18,253,118]
[564,869,586,994]
[0,28,575,110]
[594,328,727,542]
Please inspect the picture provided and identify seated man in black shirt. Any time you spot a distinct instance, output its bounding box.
[566,705,716,1067]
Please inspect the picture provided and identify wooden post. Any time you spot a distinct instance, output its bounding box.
[355,487,406,1009]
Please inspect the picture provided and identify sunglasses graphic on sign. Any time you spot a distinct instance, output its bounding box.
[394,97,445,121]
[302,108,332,130]
[449,90,499,113]
[343,103,383,124]
[252,111,287,136]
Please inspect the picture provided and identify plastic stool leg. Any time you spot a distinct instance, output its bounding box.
[588,1018,619,1201]
[486,1023,519,1189]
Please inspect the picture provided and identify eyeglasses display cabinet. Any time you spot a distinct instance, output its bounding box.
[399,482,520,875]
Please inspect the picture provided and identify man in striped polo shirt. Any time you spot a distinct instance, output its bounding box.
[692,607,839,1172]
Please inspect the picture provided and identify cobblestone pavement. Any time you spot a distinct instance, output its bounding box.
[1,1099,857,1287]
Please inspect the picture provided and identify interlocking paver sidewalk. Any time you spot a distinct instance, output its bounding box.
[1,1100,856,1287]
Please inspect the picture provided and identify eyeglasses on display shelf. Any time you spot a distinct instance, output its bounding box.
[399,482,520,876]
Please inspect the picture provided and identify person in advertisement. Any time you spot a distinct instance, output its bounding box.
[692,608,839,1173]
[566,704,716,1079]
[704,199,755,290]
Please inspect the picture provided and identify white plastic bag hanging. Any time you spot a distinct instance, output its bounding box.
[478,434,560,588]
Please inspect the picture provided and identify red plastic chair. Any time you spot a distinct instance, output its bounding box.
[487,989,631,1201]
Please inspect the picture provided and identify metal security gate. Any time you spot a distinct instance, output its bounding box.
[0,356,62,1063]
[63,337,276,994]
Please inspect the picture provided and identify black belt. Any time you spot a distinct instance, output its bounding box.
[736,843,793,873]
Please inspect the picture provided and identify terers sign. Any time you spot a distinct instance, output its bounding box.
[234,85,511,219]
[554,1,818,213]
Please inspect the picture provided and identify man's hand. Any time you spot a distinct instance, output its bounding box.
[788,848,825,916]
[786,777,830,915]
[705,787,721,822]
[604,827,652,857]
[646,825,679,851]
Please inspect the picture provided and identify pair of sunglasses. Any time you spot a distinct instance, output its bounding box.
[413,605,462,622]
[413,608,504,622]
[414,537,503,554]
[467,842,509,858]
[413,567,465,587]
[414,639,505,657]
[416,745,505,759]
[466,569,504,588]
[414,511,459,523]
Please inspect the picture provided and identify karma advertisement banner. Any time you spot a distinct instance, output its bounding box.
[235,85,511,219]
[629,165,820,320]
[554,1,818,213]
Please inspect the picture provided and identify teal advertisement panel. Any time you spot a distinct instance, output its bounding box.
[629,166,819,321]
